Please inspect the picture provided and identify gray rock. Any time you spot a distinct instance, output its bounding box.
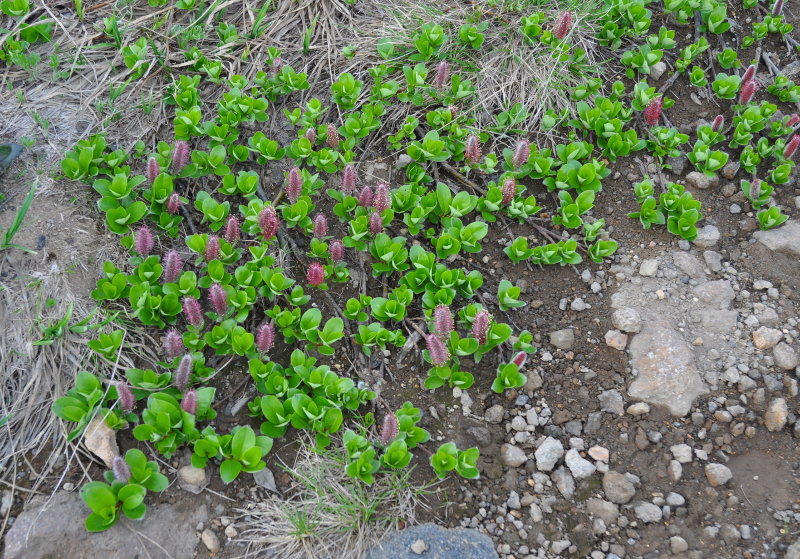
[753,326,782,349]
[628,321,708,417]
[500,444,527,468]
[670,536,689,554]
[599,389,625,416]
[365,523,498,559]
[549,329,575,350]
[534,437,564,472]
[178,465,208,494]
[786,538,800,559]
[666,492,685,506]
[585,498,619,525]
[685,171,715,190]
[720,523,741,544]
[4,491,206,559]
[670,444,693,463]
[693,225,720,248]
[252,467,277,492]
[765,398,788,432]
[693,280,735,309]
[565,448,596,479]
[773,343,799,370]
[634,502,662,523]
[672,251,706,279]
[201,528,220,554]
[611,307,642,333]
[722,161,740,179]
[506,491,521,510]
[650,61,667,80]
[699,309,739,332]
[753,220,800,257]
[639,259,659,277]
[484,405,505,424]
[602,471,636,504]
[552,466,575,500]
[604,329,628,350]
[668,156,687,175]
[705,463,732,486]
[703,251,723,272]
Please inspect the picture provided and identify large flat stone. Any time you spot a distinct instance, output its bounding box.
[753,220,800,257]
[365,523,497,559]
[627,320,708,417]
[4,490,207,559]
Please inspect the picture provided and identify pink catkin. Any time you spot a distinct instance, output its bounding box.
[329,240,344,262]
[134,225,154,256]
[644,97,662,126]
[174,354,193,390]
[512,139,530,169]
[163,329,184,359]
[163,250,183,283]
[784,134,800,159]
[182,296,202,327]
[341,165,357,195]
[553,11,573,40]
[223,217,240,244]
[358,185,373,208]
[786,114,800,128]
[369,212,384,235]
[146,157,159,184]
[501,178,517,205]
[259,206,279,240]
[433,60,450,89]
[373,182,391,213]
[426,333,449,366]
[112,456,131,483]
[166,192,182,214]
[305,127,317,145]
[116,382,135,413]
[256,323,275,353]
[742,64,756,84]
[208,283,228,315]
[286,167,303,203]
[472,310,490,345]
[773,0,783,16]
[511,351,527,369]
[465,135,481,165]
[379,413,399,445]
[711,115,725,132]
[313,213,328,238]
[181,389,198,415]
[205,235,220,261]
[433,304,454,339]
[172,141,190,172]
[326,125,340,149]
[307,262,325,286]
[740,80,758,105]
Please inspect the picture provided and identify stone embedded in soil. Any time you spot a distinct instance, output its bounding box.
[672,251,706,279]
[670,536,690,554]
[786,538,800,559]
[500,444,527,468]
[752,219,800,257]
[365,523,498,559]
[201,528,220,554]
[668,460,683,482]
[410,539,427,554]
[685,170,716,190]
[638,259,659,277]
[178,465,208,494]
[534,437,564,472]
[604,329,628,350]
[693,224,720,248]
[611,307,642,333]
[586,498,619,526]
[565,448,596,479]
[704,463,733,487]
[552,466,575,500]
[588,446,609,462]
[764,398,788,432]
[4,490,207,559]
[549,328,575,350]
[773,343,799,370]
[484,404,505,424]
[627,320,708,417]
[634,502,662,523]
[752,326,782,350]
[670,443,693,464]
[602,471,636,504]
[83,415,119,469]
[626,402,650,416]
[252,466,277,492]
[692,280,735,309]
[599,389,625,416]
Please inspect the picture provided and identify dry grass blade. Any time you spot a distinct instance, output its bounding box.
[236,435,431,559]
